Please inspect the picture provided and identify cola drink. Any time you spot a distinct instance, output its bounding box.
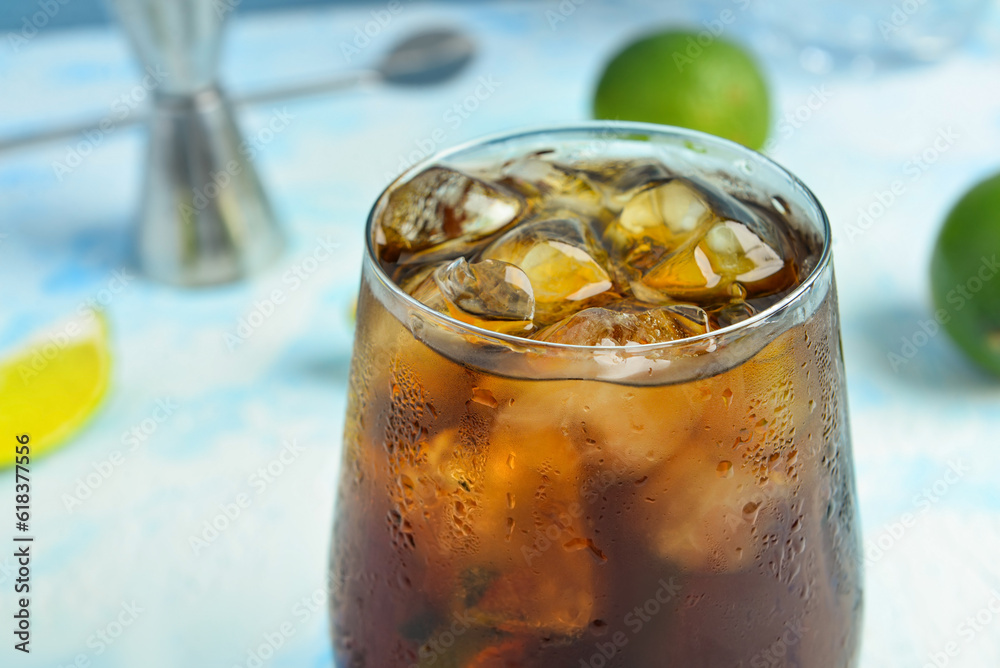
[331,126,862,667]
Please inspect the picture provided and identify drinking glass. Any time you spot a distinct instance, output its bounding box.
[330,124,863,667]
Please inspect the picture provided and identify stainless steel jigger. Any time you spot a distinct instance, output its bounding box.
[112,0,284,286]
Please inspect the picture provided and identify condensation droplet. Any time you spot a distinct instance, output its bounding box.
[471,387,498,408]
[722,388,733,408]
[717,461,734,478]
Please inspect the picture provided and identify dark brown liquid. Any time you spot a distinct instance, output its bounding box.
[330,278,861,667]
[332,154,860,667]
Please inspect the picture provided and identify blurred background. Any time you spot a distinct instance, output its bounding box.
[1,0,999,666]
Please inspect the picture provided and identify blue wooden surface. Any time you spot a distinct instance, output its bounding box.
[1,1,1000,666]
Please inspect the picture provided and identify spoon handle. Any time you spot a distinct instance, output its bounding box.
[0,68,383,155]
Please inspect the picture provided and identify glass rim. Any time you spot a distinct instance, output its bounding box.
[364,121,832,354]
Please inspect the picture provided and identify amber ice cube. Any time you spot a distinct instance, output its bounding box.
[533,303,710,346]
[376,166,523,263]
[493,153,607,220]
[450,396,596,636]
[433,258,536,335]
[576,158,671,195]
[641,219,793,303]
[607,178,716,260]
[480,216,616,324]
[710,300,757,329]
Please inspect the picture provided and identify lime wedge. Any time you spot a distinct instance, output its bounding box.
[0,311,111,466]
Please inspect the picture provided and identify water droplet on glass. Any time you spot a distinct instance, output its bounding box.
[471,387,498,408]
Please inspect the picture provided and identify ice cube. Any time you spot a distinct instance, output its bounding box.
[480,217,616,324]
[601,178,718,291]
[433,258,535,335]
[579,158,672,196]
[649,484,759,574]
[711,301,757,329]
[377,167,523,263]
[641,219,795,304]
[533,303,709,346]
[404,263,449,314]
[704,221,785,283]
[619,178,715,245]
[496,154,606,219]
[493,373,722,482]
[435,405,595,636]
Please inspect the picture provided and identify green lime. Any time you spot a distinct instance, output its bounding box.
[930,170,1000,376]
[593,30,770,150]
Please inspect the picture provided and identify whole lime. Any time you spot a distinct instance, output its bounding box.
[930,171,1000,376]
[593,30,770,150]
